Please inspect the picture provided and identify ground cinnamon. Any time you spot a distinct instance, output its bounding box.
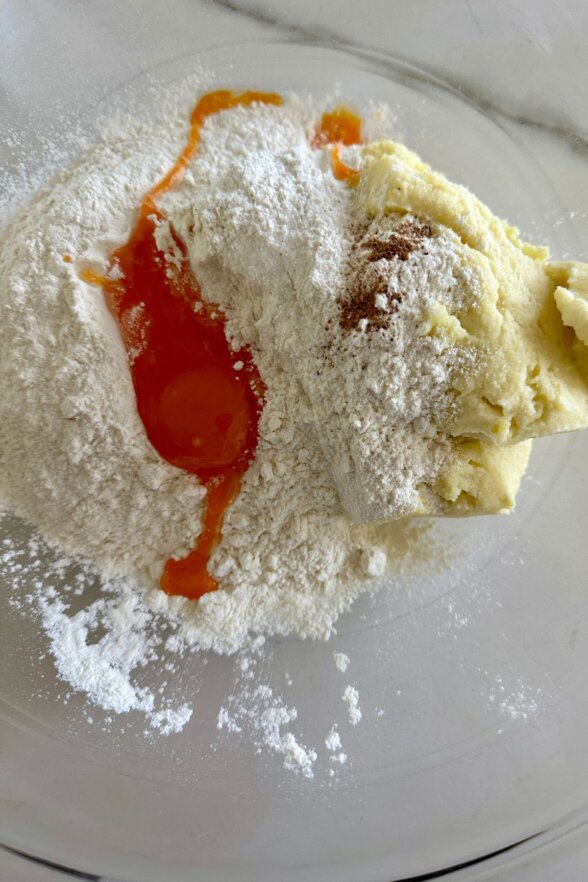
[339,217,432,333]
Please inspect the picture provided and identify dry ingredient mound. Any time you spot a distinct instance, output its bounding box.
[0,117,205,586]
[0,93,434,663]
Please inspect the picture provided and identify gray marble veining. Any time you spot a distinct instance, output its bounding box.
[202,0,588,144]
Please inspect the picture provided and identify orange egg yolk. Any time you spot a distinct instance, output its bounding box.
[78,93,362,601]
[313,106,363,186]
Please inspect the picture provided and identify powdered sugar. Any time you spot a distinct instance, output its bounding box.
[333,652,350,673]
[325,725,347,766]
[342,685,362,725]
[217,676,318,778]
[39,588,155,716]
[1,519,194,733]
[325,726,342,751]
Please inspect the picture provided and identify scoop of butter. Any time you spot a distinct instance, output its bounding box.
[339,140,588,520]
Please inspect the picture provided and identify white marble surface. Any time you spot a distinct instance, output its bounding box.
[3,0,588,128]
[3,0,588,129]
[1,2,588,880]
[2,0,588,248]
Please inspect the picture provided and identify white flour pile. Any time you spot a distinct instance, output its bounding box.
[0,91,446,748]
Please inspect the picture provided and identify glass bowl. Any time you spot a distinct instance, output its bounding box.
[2,8,588,881]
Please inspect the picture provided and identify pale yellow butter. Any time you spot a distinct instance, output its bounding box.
[548,261,588,347]
[358,141,588,516]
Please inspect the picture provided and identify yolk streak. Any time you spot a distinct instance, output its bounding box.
[82,90,280,600]
[80,267,108,286]
[330,144,361,186]
[312,106,363,187]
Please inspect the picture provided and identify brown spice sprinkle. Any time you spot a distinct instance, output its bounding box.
[339,216,433,334]
[363,219,432,262]
[339,281,391,333]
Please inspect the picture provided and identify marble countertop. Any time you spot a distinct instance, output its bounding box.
[2,0,588,253]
